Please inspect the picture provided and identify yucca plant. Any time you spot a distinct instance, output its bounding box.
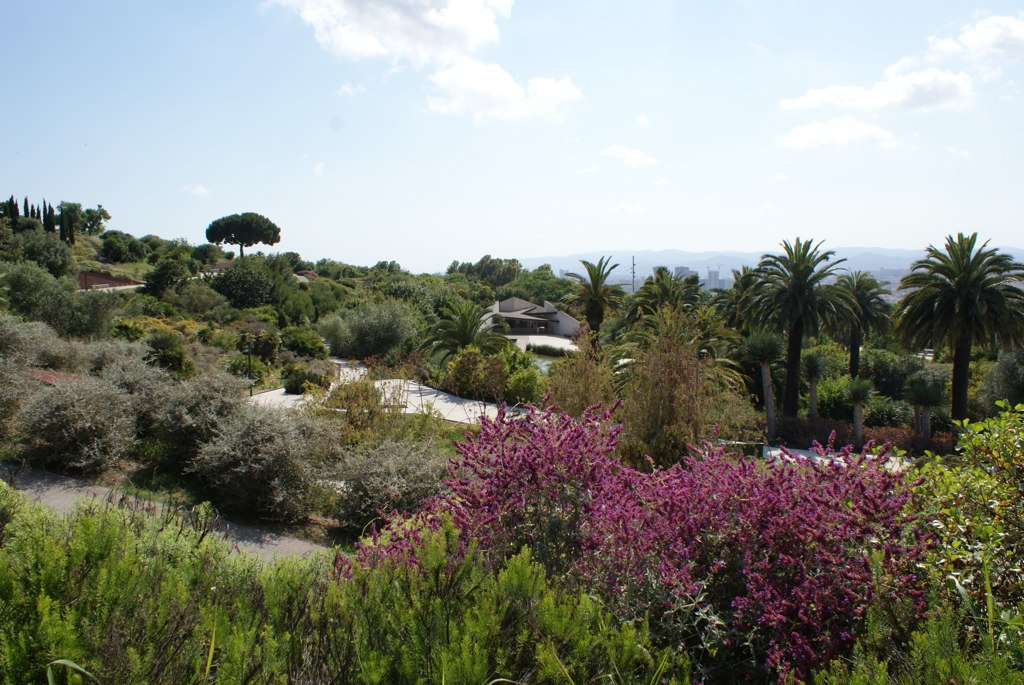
[846,377,874,450]
[905,374,945,440]
[802,352,827,422]
[743,331,782,444]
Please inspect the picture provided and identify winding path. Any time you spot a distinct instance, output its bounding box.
[1,465,327,561]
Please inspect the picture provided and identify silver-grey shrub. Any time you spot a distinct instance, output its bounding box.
[18,378,136,473]
[329,439,450,534]
[0,314,79,370]
[98,357,176,438]
[188,405,324,521]
[154,371,246,462]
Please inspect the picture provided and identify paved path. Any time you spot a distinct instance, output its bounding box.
[1,465,326,561]
[252,358,502,424]
[507,334,578,352]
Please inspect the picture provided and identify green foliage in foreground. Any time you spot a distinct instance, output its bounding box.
[0,484,689,684]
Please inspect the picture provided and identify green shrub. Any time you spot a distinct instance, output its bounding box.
[0,489,690,683]
[526,342,572,357]
[505,365,545,404]
[17,378,136,473]
[226,354,269,385]
[145,330,192,376]
[860,348,923,399]
[443,345,505,401]
[316,314,349,356]
[865,394,914,427]
[339,299,418,359]
[283,359,335,395]
[280,326,328,359]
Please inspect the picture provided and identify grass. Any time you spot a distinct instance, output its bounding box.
[71,234,154,280]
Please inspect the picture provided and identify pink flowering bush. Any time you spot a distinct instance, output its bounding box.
[351,404,929,682]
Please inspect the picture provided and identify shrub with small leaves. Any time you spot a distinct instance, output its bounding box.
[189,405,325,521]
[18,378,136,473]
[328,439,451,535]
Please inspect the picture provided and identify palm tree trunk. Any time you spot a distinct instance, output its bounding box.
[782,319,804,417]
[913,406,922,435]
[849,326,862,378]
[853,402,864,451]
[808,378,819,422]
[951,335,972,421]
[761,361,776,444]
[921,409,932,441]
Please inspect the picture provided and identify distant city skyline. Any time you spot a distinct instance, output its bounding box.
[4,2,1024,273]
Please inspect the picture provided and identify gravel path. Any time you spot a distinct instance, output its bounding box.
[1,465,327,561]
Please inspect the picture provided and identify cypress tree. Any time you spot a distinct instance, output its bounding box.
[22,197,28,217]
[47,205,57,234]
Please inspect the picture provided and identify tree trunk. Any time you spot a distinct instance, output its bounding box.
[761,361,776,444]
[913,406,922,435]
[782,319,804,417]
[808,378,819,422]
[849,326,862,378]
[853,402,864,451]
[238,243,245,257]
[921,409,932,441]
[951,335,972,421]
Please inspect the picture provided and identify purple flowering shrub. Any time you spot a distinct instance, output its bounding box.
[351,405,929,681]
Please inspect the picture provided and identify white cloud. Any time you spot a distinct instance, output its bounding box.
[275,0,581,121]
[636,114,650,128]
[337,82,366,96]
[427,57,581,121]
[745,40,769,54]
[777,116,899,150]
[781,67,973,111]
[955,14,1024,60]
[772,172,791,182]
[182,184,210,197]
[946,146,971,157]
[313,161,326,175]
[272,0,511,66]
[599,144,658,167]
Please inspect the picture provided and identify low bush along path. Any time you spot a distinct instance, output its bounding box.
[0,464,325,561]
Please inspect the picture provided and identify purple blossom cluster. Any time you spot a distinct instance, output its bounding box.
[347,404,929,681]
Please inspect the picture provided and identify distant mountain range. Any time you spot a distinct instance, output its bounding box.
[519,246,1024,285]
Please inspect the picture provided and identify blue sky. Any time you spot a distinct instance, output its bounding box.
[4,1,1024,272]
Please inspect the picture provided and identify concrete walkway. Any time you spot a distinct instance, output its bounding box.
[507,334,578,353]
[252,358,502,424]
[1,465,326,561]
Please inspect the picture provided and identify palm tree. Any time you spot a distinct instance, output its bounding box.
[622,267,701,328]
[833,272,890,377]
[895,233,1024,421]
[430,300,509,361]
[743,331,782,444]
[715,266,759,336]
[565,257,624,334]
[905,373,945,440]
[802,352,826,422]
[847,377,874,451]
[752,238,851,417]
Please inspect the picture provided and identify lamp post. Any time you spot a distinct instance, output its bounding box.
[242,340,254,397]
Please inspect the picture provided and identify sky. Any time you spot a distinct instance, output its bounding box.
[4,1,1024,273]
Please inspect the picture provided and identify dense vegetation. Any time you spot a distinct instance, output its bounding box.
[3,193,1024,681]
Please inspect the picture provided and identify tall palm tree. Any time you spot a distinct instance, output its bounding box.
[895,233,1024,421]
[565,256,624,334]
[430,300,509,361]
[833,272,890,377]
[743,331,782,444]
[802,352,826,422]
[752,238,851,417]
